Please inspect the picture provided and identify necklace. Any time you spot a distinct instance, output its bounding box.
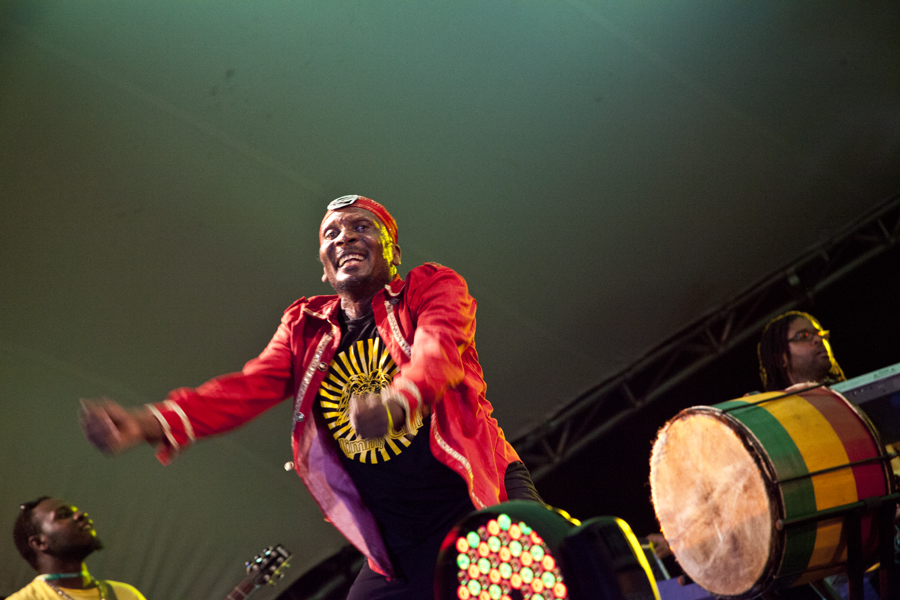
[44,579,106,600]
[42,573,86,581]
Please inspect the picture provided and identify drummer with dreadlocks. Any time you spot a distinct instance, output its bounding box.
[757,311,846,392]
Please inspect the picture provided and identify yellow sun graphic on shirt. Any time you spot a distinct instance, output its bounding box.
[318,336,423,463]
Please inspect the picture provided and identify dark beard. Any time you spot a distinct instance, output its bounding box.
[331,275,367,296]
[329,272,385,303]
[46,535,104,563]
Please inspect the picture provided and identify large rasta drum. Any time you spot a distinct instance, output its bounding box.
[649,386,893,598]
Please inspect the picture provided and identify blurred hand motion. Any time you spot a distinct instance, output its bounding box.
[79,397,144,455]
[349,392,390,439]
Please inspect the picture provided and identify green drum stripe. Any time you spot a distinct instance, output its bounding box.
[714,399,817,585]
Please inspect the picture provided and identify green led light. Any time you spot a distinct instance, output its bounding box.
[498,514,511,530]
[489,584,502,599]
[499,563,512,579]
[457,554,470,570]
[520,522,532,535]
[541,571,556,587]
[467,532,480,548]
[521,568,534,584]
[509,540,522,557]
[467,579,481,595]
[478,558,491,574]
[487,536,501,553]
[531,545,544,561]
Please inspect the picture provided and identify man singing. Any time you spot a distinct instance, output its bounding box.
[79,195,541,599]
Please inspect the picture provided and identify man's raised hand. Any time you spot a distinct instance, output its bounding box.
[78,398,156,455]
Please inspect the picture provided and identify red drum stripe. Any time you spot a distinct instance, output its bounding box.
[804,392,886,496]
[803,390,887,558]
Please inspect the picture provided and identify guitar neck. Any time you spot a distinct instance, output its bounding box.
[225,577,258,600]
[225,544,291,600]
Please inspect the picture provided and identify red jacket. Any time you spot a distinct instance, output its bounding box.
[150,263,522,576]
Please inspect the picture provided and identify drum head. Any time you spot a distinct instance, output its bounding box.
[650,409,775,597]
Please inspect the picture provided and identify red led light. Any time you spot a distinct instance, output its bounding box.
[520,551,533,567]
[487,519,501,536]
[479,592,490,600]
[542,555,555,571]
[509,524,522,540]
[553,582,567,598]
[510,574,523,589]
[457,538,470,553]
[499,547,511,562]
[468,565,480,579]
[531,578,545,594]
[531,532,543,545]
[457,585,471,600]
[489,569,501,584]
[478,542,490,557]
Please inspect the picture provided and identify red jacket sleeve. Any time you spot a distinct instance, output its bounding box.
[390,265,477,418]
[150,302,303,463]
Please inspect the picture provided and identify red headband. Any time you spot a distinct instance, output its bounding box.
[320,195,398,244]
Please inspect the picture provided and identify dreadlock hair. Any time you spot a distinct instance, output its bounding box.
[14,496,50,570]
[757,311,846,391]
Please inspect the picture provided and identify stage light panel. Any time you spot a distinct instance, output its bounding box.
[436,501,660,600]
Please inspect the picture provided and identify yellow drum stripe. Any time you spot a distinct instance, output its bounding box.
[764,397,858,572]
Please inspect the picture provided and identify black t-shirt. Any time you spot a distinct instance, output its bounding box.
[316,309,474,564]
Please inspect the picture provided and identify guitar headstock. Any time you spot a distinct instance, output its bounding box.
[245,544,292,588]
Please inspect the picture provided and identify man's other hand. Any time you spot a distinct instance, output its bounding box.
[349,391,405,439]
[349,392,389,439]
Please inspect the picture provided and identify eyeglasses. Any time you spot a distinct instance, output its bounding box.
[787,329,830,343]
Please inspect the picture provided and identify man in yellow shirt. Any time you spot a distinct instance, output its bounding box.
[8,497,146,600]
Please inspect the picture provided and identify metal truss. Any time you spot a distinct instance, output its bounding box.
[514,193,900,482]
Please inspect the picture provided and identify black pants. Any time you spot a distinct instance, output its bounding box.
[346,525,447,600]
